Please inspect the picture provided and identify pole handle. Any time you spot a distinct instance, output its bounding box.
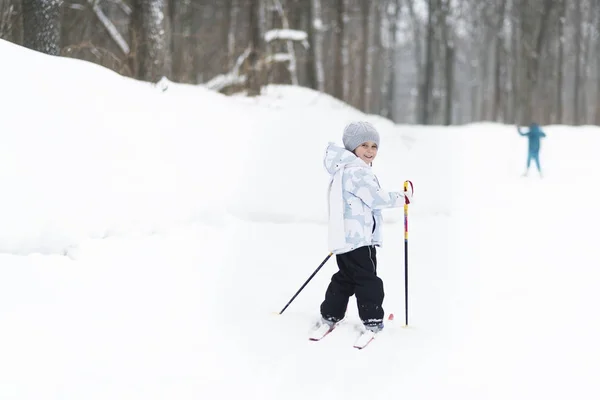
[403,180,410,326]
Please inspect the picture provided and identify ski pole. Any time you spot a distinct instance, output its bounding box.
[404,180,412,326]
[279,253,333,315]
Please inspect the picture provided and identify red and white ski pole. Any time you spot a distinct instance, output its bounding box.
[404,180,413,326]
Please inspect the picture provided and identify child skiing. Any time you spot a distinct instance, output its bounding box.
[318,121,413,336]
[518,122,546,177]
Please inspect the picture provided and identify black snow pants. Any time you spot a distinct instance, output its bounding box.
[320,245,384,326]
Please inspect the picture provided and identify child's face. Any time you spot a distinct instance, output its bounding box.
[354,141,378,164]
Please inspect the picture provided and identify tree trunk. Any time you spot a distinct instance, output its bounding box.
[221,0,232,70]
[359,0,370,112]
[311,0,325,92]
[406,0,423,123]
[594,0,600,125]
[517,0,555,124]
[204,1,235,84]
[246,0,263,96]
[22,0,62,55]
[492,0,507,121]
[130,0,171,82]
[333,0,344,101]
[228,0,241,71]
[1,0,22,43]
[11,0,23,44]
[383,0,399,121]
[509,2,519,123]
[573,0,582,125]
[170,0,193,82]
[581,6,593,124]
[556,0,564,123]
[444,45,454,125]
[306,0,319,90]
[479,20,492,121]
[439,0,453,125]
[421,0,436,124]
[371,1,384,116]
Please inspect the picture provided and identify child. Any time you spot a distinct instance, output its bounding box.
[518,122,546,178]
[320,121,413,333]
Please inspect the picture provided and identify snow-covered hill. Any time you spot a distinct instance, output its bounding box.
[1,39,600,400]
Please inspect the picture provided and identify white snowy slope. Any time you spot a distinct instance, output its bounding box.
[1,39,600,400]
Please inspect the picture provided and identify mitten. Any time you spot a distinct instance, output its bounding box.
[404,180,414,204]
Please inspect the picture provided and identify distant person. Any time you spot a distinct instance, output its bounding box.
[318,121,413,334]
[518,122,546,178]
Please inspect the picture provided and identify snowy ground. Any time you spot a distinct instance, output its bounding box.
[1,39,600,400]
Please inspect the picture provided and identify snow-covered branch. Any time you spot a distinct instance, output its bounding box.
[204,47,251,92]
[265,29,309,48]
[109,0,132,15]
[89,0,130,55]
[265,53,293,63]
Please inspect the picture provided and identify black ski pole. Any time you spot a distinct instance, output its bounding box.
[279,253,333,315]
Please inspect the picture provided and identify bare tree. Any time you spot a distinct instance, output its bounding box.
[515,0,556,124]
[492,0,507,121]
[439,0,454,125]
[307,0,325,91]
[265,0,302,86]
[370,1,385,115]
[246,0,263,96]
[22,0,62,55]
[420,0,437,124]
[358,0,369,111]
[581,1,594,123]
[595,3,600,125]
[129,0,171,82]
[406,0,423,122]
[478,3,494,121]
[556,0,565,123]
[382,0,399,120]
[0,0,21,42]
[332,0,345,101]
[573,0,582,124]
[59,0,132,77]
[170,0,194,82]
[8,0,600,125]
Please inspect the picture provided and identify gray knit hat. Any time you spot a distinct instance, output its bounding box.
[342,121,380,152]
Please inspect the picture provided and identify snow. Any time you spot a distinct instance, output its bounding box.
[264,28,308,43]
[203,72,246,91]
[266,52,293,63]
[1,38,600,400]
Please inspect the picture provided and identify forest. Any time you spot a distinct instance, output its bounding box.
[1,0,597,125]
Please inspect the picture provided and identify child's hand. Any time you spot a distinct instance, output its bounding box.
[404,180,414,204]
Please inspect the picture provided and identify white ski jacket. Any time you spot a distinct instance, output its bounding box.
[324,143,405,254]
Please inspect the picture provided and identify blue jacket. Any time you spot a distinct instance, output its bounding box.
[324,143,405,254]
[518,123,546,153]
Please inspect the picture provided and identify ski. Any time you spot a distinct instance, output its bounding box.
[353,314,393,349]
[353,329,377,349]
[309,314,392,346]
[308,321,338,341]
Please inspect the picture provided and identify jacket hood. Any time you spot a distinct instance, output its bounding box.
[323,142,365,175]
